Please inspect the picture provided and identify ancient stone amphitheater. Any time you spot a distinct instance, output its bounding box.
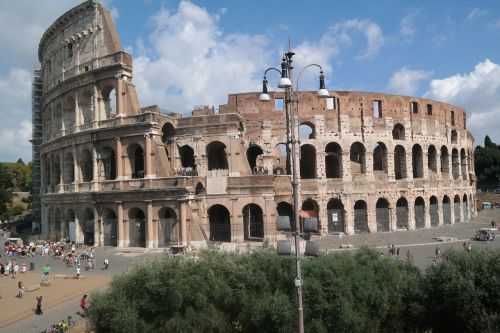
[32,0,476,248]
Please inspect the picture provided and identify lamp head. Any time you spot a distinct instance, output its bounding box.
[259,76,271,102]
[278,55,292,88]
[316,71,329,98]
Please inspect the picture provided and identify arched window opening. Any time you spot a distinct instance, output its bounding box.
[63,153,75,183]
[350,142,366,175]
[415,197,425,229]
[243,204,264,240]
[161,123,176,143]
[64,96,76,129]
[412,144,423,178]
[101,147,116,180]
[428,145,437,174]
[373,142,387,173]
[396,197,409,230]
[101,86,116,118]
[83,208,95,246]
[451,130,458,144]
[376,198,390,232]
[159,207,178,247]
[301,199,319,233]
[394,145,407,179]
[52,106,62,135]
[325,142,342,178]
[208,204,231,242]
[103,208,117,247]
[299,122,315,140]
[80,150,93,182]
[354,200,368,233]
[179,145,196,175]
[442,196,451,224]
[206,141,228,170]
[392,123,405,140]
[430,196,439,226]
[327,199,344,233]
[52,157,61,185]
[440,146,449,175]
[273,143,290,175]
[277,202,294,231]
[128,144,144,179]
[195,182,205,195]
[454,195,461,224]
[247,145,264,175]
[452,148,459,179]
[300,144,316,179]
[129,207,146,247]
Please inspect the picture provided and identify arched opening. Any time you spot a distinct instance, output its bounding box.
[442,196,451,224]
[430,196,439,226]
[195,182,205,195]
[243,204,264,240]
[103,208,117,247]
[376,198,390,232]
[440,146,449,175]
[325,142,342,178]
[327,198,344,233]
[428,145,437,174]
[159,207,178,247]
[300,144,317,179]
[373,142,387,173]
[80,91,93,125]
[394,145,407,179]
[65,209,76,242]
[53,106,62,135]
[52,156,61,185]
[415,197,425,229]
[128,207,146,247]
[128,144,145,179]
[454,194,461,224]
[83,208,95,246]
[396,197,409,229]
[208,204,231,242]
[64,96,76,129]
[101,147,116,180]
[161,123,175,143]
[392,123,405,140]
[277,202,294,231]
[350,142,366,174]
[80,149,93,182]
[206,141,228,170]
[354,200,368,233]
[412,144,423,178]
[460,149,467,180]
[462,194,468,222]
[299,122,315,140]
[452,148,459,179]
[301,199,319,233]
[273,143,290,175]
[451,129,458,144]
[179,145,196,174]
[101,86,116,118]
[63,152,75,184]
[247,145,264,175]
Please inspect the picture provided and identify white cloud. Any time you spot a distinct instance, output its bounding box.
[387,67,433,96]
[466,8,487,22]
[400,11,419,42]
[330,19,384,60]
[425,59,500,145]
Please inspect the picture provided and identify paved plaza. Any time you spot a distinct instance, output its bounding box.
[0,207,499,333]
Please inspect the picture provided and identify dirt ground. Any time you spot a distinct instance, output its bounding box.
[0,272,110,327]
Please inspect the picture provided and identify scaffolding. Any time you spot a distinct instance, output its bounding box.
[31,69,43,225]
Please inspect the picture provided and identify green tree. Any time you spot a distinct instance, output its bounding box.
[0,163,13,219]
[474,136,500,186]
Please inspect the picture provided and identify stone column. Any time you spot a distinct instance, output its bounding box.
[450,200,455,225]
[180,200,188,245]
[316,151,325,179]
[115,138,123,180]
[387,151,395,180]
[406,150,413,180]
[422,149,429,179]
[437,200,443,226]
[365,150,374,181]
[146,201,154,248]
[341,151,352,181]
[344,195,354,234]
[117,202,124,247]
[92,85,99,125]
[408,200,416,230]
[73,146,80,188]
[390,207,397,231]
[436,152,442,180]
[92,145,98,185]
[144,134,153,178]
[59,154,64,189]
[74,94,80,128]
[93,207,99,247]
[424,201,431,229]
[116,78,123,117]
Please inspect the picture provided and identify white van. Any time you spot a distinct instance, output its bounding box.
[5,237,23,246]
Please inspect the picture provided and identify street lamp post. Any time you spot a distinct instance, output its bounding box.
[260,49,329,333]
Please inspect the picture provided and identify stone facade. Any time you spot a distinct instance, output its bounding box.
[34,0,476,248]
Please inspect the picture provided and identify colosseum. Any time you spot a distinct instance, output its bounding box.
[32,0,476,249]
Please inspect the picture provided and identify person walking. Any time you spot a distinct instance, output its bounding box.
[12,262,19,279]
[42,264,50,283]
[80,295,89,317]
[104,258,109,270]
[76,265,81,280]
[435,247,441,259]
[17,281,24,298]
[35,295,43,315]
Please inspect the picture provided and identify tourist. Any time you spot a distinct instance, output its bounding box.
[21,262,26,274]
[42,264,50,283]
[76,265,81,280]
[35,295,43,315]
[12,262,19,279]
[435,247,441,259]
[17,281,24,298]
[104,258,109,270]
[0,262,4,278]
[80,295,89,316]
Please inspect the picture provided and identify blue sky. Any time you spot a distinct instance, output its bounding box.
[0,0,499,162]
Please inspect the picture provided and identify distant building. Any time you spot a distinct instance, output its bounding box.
[33,0,476,248]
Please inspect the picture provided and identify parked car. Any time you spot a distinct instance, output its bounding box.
[474,228,496,241]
